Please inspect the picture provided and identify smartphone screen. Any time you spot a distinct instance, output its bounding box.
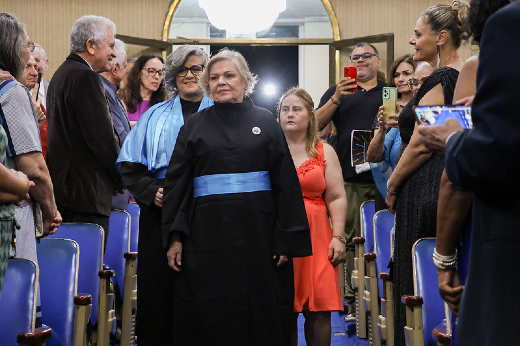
[382,87,398,122]
[344,66,358,93]
[415,105,473,129]
[36,72,42,101]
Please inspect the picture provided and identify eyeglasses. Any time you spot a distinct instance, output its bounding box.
[142,67,163,78]
[408,76,428,90]
[177,64,204,77]
[22,41,36,53]
[350,52,378,62]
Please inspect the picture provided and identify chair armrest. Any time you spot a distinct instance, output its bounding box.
[364,253,376,261]
[379,272,390,281]
[433,327,451,345]
[74,293,93,306]
[99,269,115,278]
[17,326,52,345]
[124,252,138,259]
[401,295,423,307]
[353,237,365,244]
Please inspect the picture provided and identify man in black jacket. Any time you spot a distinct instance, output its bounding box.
[47,15,123,247]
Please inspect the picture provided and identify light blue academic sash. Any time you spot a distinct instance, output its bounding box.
[193,171,272,197]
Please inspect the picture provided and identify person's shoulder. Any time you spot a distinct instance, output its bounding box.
[1,81,29,103]
[488,1,520,24]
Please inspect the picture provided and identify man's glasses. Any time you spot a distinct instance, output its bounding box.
[143,67,163,78]
[177,64,204,77]
[23,41,36,53]
[408,76,428,90]
[350,52,378,62]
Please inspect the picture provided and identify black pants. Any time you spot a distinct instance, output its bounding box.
[59,208,110,251]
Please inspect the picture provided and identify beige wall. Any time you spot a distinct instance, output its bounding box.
[1,0,477,79]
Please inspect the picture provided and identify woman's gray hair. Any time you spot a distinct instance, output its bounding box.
[70,15,116,54]
[199,48,258,98]
[163,45,209,95]
[110,39,127,68]
[0,13,26,80]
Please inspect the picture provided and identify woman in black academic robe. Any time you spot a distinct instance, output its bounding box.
[162,48,312,346]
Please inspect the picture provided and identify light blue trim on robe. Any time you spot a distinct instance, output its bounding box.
[193,171,272,197]
[116,95,213,178]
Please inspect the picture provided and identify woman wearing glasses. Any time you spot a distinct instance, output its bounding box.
[121,54,166,127]
[117,45,213,346]
[384,2,470,345]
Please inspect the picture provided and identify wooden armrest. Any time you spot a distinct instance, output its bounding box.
[124,252,138,259]
[401,295,423,306]
[379,272,391,280]
[433,327,451,345]
[353,237,365,244]
[98,269,115,278]
[364,253,376,261]
[17,326,52,344]
[74,294,93,305]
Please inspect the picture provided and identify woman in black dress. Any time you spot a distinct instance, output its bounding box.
[384,1,470,344]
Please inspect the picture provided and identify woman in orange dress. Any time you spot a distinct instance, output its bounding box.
[279,88,347,346]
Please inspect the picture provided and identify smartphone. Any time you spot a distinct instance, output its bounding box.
[344,66,358,93]
[382,87,398,122]
[36,72,42,101]
[414,105,473,129]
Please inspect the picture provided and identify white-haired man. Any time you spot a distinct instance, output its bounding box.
[32,43,49,108]
[47,15,122,247]
[100,38,131,210]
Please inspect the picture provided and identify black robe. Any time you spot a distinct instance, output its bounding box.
[162,98,312,346]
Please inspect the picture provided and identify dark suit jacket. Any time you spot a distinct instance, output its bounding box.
[47,53,122,216]
[444,2,520,344]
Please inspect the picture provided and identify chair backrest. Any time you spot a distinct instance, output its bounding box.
[0,258,38,346]
[413,238,446,346]
[373,209,395,299]
[360,200,376,253]
[48,223,104,326]
[106,210,131,299]
[37,238,80,346]
[126,203,140,253]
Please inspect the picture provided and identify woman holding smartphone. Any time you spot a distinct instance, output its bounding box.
[383,2,470,345]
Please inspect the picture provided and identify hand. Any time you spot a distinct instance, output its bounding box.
[43,210,62,236]
[273,255,289,267]
[154,187,163,207]
[454,95,474,107]
[9,169,34,205]
[385,190,397,214]
[167,235,183,272]
[0,69,13,82]
[418,119,463,154]
[31,85,46,126]
[334,77,358,101]
[328,237,346,266]
[437,268,464,316]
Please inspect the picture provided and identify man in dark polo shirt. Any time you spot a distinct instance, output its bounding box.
[316,42,385,319]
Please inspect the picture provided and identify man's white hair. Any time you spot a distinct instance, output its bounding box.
[111,39,126,67]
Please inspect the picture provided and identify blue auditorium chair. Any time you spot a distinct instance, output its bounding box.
[377,223,395,346]
[107,210,137,345]
[47,223,115,344]
[401,238,450,346]
[37,238,91,346]
[0,258,52,346]
[126,203,140,253]
[351,199,375,339]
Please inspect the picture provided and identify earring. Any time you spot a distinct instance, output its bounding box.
[437,45,441,69]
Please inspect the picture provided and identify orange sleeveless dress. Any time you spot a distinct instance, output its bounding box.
[293,141,343,312]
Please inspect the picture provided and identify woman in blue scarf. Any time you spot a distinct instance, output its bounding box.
[117,45,213,346]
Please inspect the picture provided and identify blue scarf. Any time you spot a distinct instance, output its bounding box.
[117,94,213,178]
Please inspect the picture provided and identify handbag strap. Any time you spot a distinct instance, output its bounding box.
[0,79,17,98]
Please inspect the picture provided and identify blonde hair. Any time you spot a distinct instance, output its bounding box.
[422,0,470,48]
[277,87,319,158]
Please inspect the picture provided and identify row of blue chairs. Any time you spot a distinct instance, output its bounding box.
[0,203,140,346]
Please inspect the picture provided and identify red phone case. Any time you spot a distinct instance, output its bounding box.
[344,66,358,92]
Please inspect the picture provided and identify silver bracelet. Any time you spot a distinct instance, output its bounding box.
[432,247,457,270]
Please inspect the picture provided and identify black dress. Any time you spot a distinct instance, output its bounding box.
[120,99,203,346]
[393,67,459,346]
[162,98,312,346]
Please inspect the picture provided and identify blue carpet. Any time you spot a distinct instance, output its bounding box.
[296,310,369,346]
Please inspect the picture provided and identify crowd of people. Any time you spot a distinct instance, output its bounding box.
[0,0,518,344]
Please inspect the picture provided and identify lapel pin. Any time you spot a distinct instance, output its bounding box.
[252,127,261,135]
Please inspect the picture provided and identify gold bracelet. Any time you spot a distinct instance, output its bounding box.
[333,235,346,244]
[330,96,340,105]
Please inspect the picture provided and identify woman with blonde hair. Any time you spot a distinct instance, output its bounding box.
[279,87,347,346]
